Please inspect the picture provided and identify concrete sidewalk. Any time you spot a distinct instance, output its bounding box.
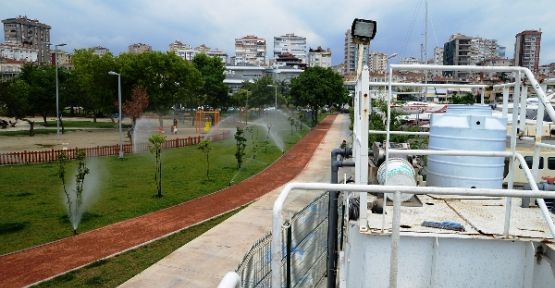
[120,114,351,288]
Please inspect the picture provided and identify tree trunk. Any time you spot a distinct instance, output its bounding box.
[158,114,164,131]
[21,118,35,136]
[42,114,47,126]
[313,109,319,127]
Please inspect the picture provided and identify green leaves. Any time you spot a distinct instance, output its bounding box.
[289,67,347,126]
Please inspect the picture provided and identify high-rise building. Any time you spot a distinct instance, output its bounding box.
[514,30,542,73]
[368,52,387,73]
[433,47,444,65]
[469,37,498,64]
[343,29,368,76]
[443,34,498,78]
[128,43,152,54]
[343,29,356,75]
[2,16,50,64]
[273,33,306,63]
[235,35,266,66]
[308,47,332,68]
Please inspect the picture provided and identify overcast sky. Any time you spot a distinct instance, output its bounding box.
[2,0,555,65]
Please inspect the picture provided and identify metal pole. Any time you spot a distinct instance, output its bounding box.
[55,47,60,142]
[274,85,277,109]
[118,73,124,159]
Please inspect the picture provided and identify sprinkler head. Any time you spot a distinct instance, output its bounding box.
[73,229,77,235]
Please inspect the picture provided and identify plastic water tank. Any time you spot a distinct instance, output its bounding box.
[426,104,507,188]
[377,158,416,201]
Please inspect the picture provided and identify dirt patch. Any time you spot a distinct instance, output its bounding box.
[0,115,337,288]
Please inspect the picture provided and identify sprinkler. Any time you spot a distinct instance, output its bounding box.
[73,228,77,235]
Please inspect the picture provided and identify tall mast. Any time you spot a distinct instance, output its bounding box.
[423,0,429,101]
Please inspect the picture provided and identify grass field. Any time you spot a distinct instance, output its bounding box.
[33,209,240,288]
[0,123,308,255]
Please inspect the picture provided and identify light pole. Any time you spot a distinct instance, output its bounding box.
[53,43,66,142]
[267,84,278,109]
[245,89,249,125]
[108,71,124,159]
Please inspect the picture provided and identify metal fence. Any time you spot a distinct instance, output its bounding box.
[0,131,230,165]
[237,192,329,288]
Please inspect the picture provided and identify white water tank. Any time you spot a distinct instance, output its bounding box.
[426,104,507,188]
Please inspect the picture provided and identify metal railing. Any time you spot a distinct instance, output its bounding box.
[270,180,555,288]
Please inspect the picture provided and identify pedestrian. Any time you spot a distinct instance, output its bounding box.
[172,118,178,134]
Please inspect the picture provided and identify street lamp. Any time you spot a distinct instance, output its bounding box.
[387,53,398,60]
[267,84,278,109]
[52,43,66,142]
[351,18,377,77]
[108,71,124,159]
[245,89,249,125]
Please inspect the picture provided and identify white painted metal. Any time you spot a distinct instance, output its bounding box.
[519,83,528,132]
[480,88,485,104]
[217,272,240,288]
[344,229,554,288]
[369,130,429,136]
[355,65,370,231]
[270,182,555,288]
[369,81,488,89]
[502,86,509,118]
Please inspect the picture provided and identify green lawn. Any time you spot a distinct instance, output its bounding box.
[34,209,240,288]
[0,124,307,255]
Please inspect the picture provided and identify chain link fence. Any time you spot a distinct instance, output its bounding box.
[236,192,329,288]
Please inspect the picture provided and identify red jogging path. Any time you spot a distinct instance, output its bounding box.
[0,115,336,288]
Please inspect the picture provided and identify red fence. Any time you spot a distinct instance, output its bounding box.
[0,131,230,165]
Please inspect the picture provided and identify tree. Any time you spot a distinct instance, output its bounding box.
[192,54,228,108]
[123,86,149,128]
[18,64,57,126]
[1,79,35,135]
[452,92,476,104]
[289,67,347,126]
[234,127,247,169]
[121,52,203,127]
[72,49,117,121]
[198,140,212,180]
[148,134,166,198]
[248,76,274,110]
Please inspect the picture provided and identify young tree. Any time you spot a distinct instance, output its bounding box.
[58,150,90,235]
[149,134,166,197]
[289,67,347,126]
[234,127,247,169]
[123,86,149,128]
[198,140,212,180]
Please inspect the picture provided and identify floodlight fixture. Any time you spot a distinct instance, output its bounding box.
[351,18,377,44]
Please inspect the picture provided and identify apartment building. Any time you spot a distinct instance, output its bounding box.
[0,42,38,62]
[169,41,228,63]
[235,35,266,66]
[273,33,306,63]
[514,30,542,73]
[2,16,50,64]
[368,51,387,73]
[128,43,152,54]
[91,46,110,56]
[308,47,332,68]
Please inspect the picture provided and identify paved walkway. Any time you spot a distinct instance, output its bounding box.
[120,114,351,288]
[0,115,340,288]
